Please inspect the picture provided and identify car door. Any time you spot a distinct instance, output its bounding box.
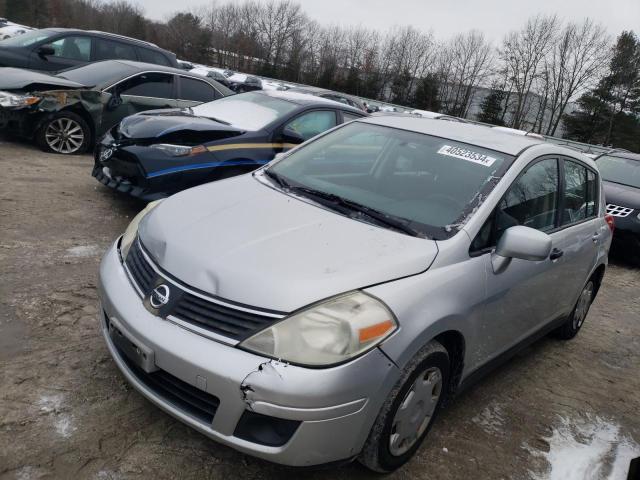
[175,75,222,108]
[469,157,567,367]
[551,158,601,313]
[29,35,92,71]
[100,72,178,136]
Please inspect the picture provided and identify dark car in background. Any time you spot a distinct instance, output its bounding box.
[595,151,640,262]
[225,72,263,93]
[287,86,368,112]
[0,60,232,154]
[93,90,367,200]
[0,28,179,72]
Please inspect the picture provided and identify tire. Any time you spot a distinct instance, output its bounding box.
[359,341,450,473]
[555,278,595,340]
[36,111,91,155]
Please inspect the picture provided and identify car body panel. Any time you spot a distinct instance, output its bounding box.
[138,174,439,312]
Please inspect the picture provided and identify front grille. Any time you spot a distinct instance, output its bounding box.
[125,240,155,294]
[117,345,220,424]
[124,238,283,341]
[606,203,634,218]
[173,292,278,339]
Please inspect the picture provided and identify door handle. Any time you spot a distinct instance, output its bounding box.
[549,248,564,261]
[592,233,600,243]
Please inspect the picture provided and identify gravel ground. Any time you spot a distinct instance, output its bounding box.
[1,140,639,480]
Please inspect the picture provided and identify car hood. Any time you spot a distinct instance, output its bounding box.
[138,173,438,312]
[0,67,87,91]
[118,109,244,140]
[603,181,640,210]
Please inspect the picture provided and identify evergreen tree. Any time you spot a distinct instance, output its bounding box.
[563,31,640,151]
[413,73,441,112]
[477,86,506,125]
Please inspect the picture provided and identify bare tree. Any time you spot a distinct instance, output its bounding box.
[540,19,610,135]
[438,31,494,117]
[500,14,560,129]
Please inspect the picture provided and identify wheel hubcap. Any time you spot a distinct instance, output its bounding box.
[573,281,593,330]
[45,118,84,154]
[389,367,442,456]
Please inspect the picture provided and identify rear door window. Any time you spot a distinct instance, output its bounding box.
[137,48,171,66]
[562,160,597,225]
[94,38,137,61]
[179,76,219,102]
[117,72,175,98]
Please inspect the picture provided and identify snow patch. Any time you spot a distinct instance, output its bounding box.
[472,402,505,435]
[526,415,640,480]
[14,466,47,480]
[65,245,99,258]
[37,393,76,438]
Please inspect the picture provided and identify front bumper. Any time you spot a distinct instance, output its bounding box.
[98,240,399,466]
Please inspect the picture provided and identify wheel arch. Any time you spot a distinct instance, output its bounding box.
[590,263,606,299]
[433,330,465,402]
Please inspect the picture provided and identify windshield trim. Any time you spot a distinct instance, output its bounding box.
[265,122,517,240]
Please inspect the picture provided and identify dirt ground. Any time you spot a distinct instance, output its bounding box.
[0,139,639,480]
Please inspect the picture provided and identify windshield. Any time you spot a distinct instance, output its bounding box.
[267,122,513,239]
[191,92,298,130]
[0,29,54,47]
[597,155,640,189]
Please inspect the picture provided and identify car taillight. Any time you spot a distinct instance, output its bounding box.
[605,214,615,232]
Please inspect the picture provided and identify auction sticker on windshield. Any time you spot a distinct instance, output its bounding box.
[437,145,497,167]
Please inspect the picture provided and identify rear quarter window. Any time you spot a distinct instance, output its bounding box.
[137,48,171,66]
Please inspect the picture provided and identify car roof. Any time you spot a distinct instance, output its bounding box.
[598,151,640,162]
[258,90,364,111]
[359,115,544,156]
[44,28,160,49]
[58,60,234,94]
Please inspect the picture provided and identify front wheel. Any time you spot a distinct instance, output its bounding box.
[359,341,450,473]
[36,111,91,155]
[556,279,595,340]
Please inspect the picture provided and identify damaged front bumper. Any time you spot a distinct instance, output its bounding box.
[98,241,400,466]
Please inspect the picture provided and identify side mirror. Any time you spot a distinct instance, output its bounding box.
[106,92,123,111]
[37,45,55,58]
[281,127,305,145]
[492,226,552,273]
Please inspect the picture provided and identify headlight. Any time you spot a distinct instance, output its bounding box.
[150,144,207,157]
[239,291,397,367]
[119,200,163,260]
[0,90,40,108]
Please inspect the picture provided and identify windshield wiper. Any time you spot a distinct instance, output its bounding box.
[264,169,291,190]
[289,186,423,238]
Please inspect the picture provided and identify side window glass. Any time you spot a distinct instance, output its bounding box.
[285,111,337,141]
[180,77,217,102]
[137,48,171,66]
[562,160,592,225]
[586,169,597,217]
[343,112,361,122]
[498,158,559,237]
[95,39,137,61]
[49,36,92,61]
[118,73,174,98]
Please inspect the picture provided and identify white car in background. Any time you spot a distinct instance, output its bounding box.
[0,18,33,40]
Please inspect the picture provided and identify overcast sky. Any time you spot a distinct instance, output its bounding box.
[134,0,639,42]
